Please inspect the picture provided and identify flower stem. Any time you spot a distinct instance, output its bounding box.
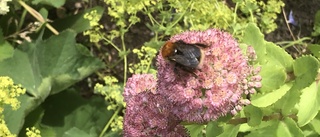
[99,106,122,137]
[121,33,128,84]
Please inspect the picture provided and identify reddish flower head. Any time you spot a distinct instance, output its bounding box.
[157,29,261,122]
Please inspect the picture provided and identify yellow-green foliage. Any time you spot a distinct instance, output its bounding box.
[94,76,125,132]
[83,10,104,43]
[26,127,41,137]
[104,0,284,37]
[0,118,15,137]
[0,76,26,137]
[110,116,123,131]
[104,0,156,28]
[94,76,125,110]
[0,76,26,112]
[129,46,157,74]
[236,0,285,33]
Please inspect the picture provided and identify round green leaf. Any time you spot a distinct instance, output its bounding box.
[206,121,223,137]
[217,125,240,137]
[292,55,319,91]
[259,64,286,92]
[243,23,267,64]
[244,105,263,126]
[185,124,204,137]
[297,82,320,126]
[265,42,293,72]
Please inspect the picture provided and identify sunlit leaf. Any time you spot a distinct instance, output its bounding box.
[243,23,267,64]
[259,64,286,92]
[244,105,263,126]
[277,55,319,115]
[309,113,320,134]
[217,124,240,137]
[251,83,291,107]
[297,82,320,127]
[185,124,204,137]
[206,121,223,137]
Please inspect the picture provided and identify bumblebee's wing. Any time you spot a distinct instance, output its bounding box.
[169,44,201,68]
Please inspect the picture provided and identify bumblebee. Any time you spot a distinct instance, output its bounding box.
[161,40,207,75]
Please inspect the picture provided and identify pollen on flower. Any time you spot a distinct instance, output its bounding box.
[214,75,224,86]
[183,89,195,99]
[226,72,238,84]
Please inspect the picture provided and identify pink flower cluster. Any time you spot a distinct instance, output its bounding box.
[123,29,261,136]
[123,74,188,137]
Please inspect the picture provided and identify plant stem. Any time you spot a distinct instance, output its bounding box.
[168,1,192,29]
[277,37,311,49]
[121,34,128,83]
[282,8,296,41]
[233,3,239,23]
[18,0,59,35]
[99,106,122,137]
[18,9,27,31]
[101,36,121,52]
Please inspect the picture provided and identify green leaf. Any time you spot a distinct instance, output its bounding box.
[265,42,293,72]
[307,44,320,58]
[0,29,14,61]
[275,88,300,115]
[0,41,14,61]
[309,113,320,134]
[217,124,240,137]
[246,121,276,137]
[277,55,319,115]
[63,127,94,137]
[243,23,267,64]
[39,89,113,137]
[185,124,204,137]
[251,83,291,107]
[297,82,320,126]
[47,6,104,36]
[282,118,304,137]
[244,105,263,126]
[259,64,286,92]
[293,55,319,90]
[206,121,223,137]
[312,10,320,36]
[246,118,303,137]
[3,95,38,134]
[238,120,275,133]
[31,0,66,8]
[1,30,104,134]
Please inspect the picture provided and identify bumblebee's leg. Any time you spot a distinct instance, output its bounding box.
[175,64,198,78]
